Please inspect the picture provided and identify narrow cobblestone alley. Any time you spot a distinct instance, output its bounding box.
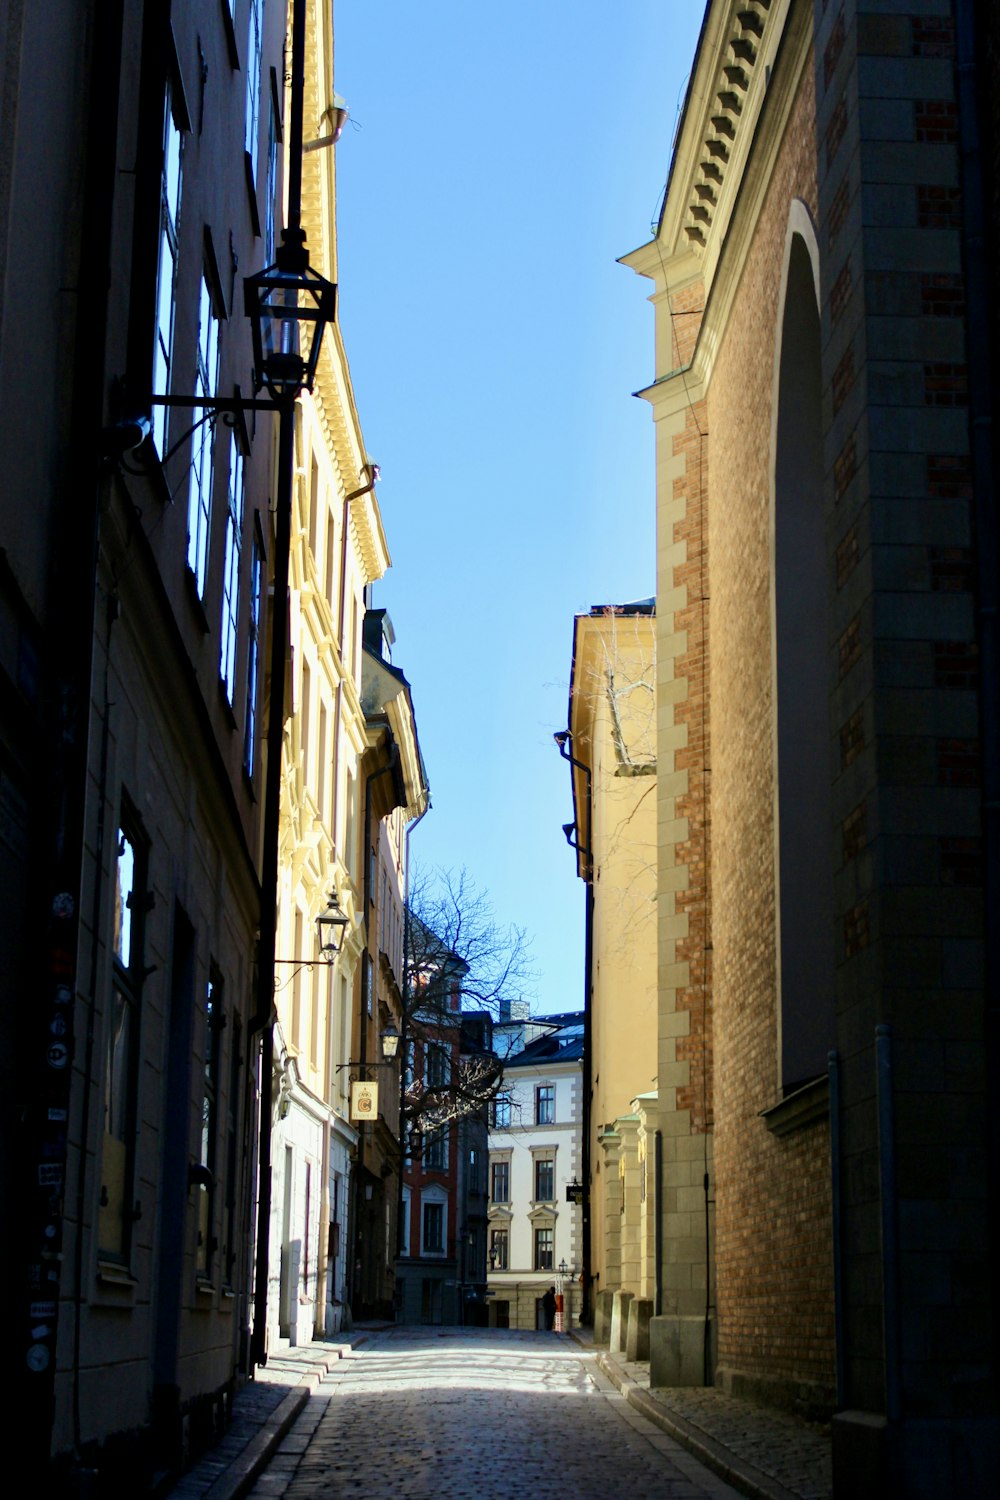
[244,1328,747,1500]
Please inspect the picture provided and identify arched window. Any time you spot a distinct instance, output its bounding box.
[771,205,835,1094]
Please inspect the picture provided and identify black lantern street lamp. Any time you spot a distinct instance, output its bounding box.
[244,238,336,405]
[380,1023,400,1062]
[316,892,349,957]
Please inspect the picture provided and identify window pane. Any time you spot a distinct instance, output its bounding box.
[113,830,135,967]
[244,537,262,774]
[535,1157,554,1202]
[220,436,244,699]
[152,92,182,455]
[423,1201,443,1252]
[105,986,132,1141]
[490,1159,509,1203]
[245,0,264,164]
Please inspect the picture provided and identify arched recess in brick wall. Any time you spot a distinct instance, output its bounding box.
[769,200,836,1095]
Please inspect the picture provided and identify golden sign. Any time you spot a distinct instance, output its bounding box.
[350,1081,378,1121]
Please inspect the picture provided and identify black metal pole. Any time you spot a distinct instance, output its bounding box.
[249,394,296,1366]
[249,0,309,1371]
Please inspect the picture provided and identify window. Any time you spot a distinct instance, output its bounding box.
[423,1201,444,1253]
[244,0,264,170]
[197,972,222,1279]
[490,1158,509,1204]
[152,87,183,456]
[300,657,312,774]
[264,90,278,262]
[99,810,148,1261]
[489,1227,509,1271]
[243,532,262,775]
[426,1042,449,1088]
[187,277,220,596]
[536,1085,555,1125]
[400,1189,410,1256]
[423,1128,447,1172]
[534,1156,555,1203]
[773,221,835,1093]
[491,1092,511,1129]
[220,435,244,697]
[468,1148,481,1193]
[223,1014,242,1286]
[534,1226,554,1271]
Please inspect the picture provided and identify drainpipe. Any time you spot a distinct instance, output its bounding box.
[828,1049,845,1408]
[952,0,1000,1378]
[654,1130,663,1317]
[555,731,594,1324]
[875,1025,901,1423]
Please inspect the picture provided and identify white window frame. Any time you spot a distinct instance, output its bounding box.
[244,0,264,170]
[187,276,220,595]
[243,532,262,775]
[152,87,183,456]
[220,434,244,700]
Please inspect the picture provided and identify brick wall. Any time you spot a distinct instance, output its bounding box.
[707,54,837,1410]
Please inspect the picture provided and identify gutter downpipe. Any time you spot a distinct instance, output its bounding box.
[875,1025,901,1424]
[953,0,1000,1379]
[828,1049,845,1409]
[556,732,594,1324]
[654,1130,663,1317]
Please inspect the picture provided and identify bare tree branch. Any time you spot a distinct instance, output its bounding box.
[402,866,535,1133]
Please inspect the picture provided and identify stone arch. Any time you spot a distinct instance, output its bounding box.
[769,201,835,1093]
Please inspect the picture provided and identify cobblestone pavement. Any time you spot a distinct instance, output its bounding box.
[245,1327,748,1500]
[590,1345,832,1500]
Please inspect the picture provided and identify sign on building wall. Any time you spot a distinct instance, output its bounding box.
[350,1080,378,1121]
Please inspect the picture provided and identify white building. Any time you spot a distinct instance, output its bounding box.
[487,1011,583,1330]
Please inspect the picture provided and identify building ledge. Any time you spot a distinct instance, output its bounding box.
[759,1075,829,1138]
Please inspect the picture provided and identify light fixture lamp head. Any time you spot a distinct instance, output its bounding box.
[244,234,337,403]
[380,1023,400,1061]
[316,891,348,956]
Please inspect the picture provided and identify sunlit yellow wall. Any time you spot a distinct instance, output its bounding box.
[569,607,657,1296]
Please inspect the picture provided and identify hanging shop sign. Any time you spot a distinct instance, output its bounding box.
[350,1080,378,1122]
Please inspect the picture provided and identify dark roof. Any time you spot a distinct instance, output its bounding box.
[503,1012,585,1068]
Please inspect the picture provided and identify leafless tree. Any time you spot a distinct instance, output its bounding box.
[402,867,534,1134]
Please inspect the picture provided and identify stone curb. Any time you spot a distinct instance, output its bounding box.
[593,1348,805,1500]
[201,1380,316,1500]
[171,1335,368,1500]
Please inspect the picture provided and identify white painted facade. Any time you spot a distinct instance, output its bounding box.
[487,1015,583,1330]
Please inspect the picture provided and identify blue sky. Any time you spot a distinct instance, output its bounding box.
[333,1,704,1013]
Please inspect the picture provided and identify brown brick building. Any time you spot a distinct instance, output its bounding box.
[622,1,998,1492]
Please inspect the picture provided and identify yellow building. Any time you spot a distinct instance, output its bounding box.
[561,600,657,1339]
[266,0,407,1343]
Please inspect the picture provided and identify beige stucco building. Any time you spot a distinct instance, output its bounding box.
[266,0,428,1343]
[561,601,658,1325]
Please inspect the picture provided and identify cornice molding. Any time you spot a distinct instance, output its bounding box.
[626,0,812,404]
